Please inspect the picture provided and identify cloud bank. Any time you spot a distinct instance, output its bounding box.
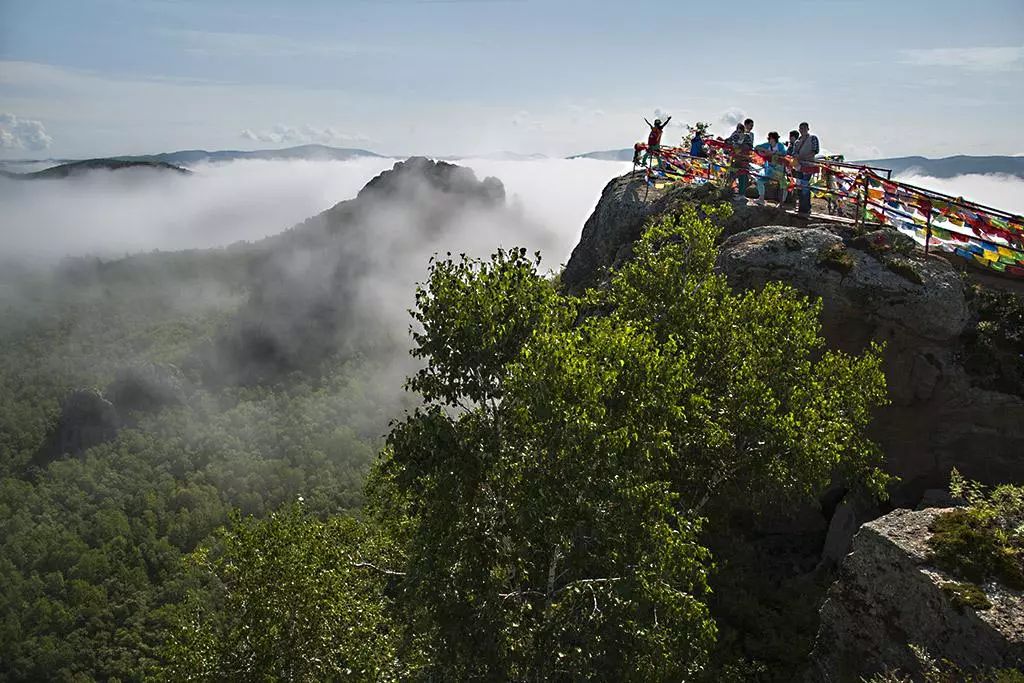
[0,113,53,151]
[0,157,631,265]
[239,124,371,146]
[896,172,1024,216]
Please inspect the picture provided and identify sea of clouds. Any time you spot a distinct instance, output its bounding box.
[1,158,1019,269]
[0,157,633,265]
[894,172,1024,215]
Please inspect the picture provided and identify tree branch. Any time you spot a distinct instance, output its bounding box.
[351,561,406,577]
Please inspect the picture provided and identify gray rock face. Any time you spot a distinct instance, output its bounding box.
[716,225,968,342]
[819,495,877,569]
[809,507,1024,681]
[715,225,1024,504]
[561,174,812,295]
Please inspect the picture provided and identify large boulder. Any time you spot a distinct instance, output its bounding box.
[716,225,968,343]
[561,174,812,295]
[808,507,1024,680]
[715,225,1024,504]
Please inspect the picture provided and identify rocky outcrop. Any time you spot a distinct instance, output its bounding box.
[561,173,815,295]
[716,226,968,342]
[561,172,1024,504]
[716,225,1024,504]
[30,363,188,472]
[809,507,1024,681]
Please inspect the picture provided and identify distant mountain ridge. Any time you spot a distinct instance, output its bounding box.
[2,159,191,179]
[568,149,635,161]
[854,155,1024,179]
[112,144,383,166]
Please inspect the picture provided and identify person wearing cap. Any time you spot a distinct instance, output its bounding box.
[642,115,672,167]
[755,131,788,206]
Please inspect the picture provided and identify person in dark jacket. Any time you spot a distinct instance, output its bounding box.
[786,130,800,154]
[689,130,705,158]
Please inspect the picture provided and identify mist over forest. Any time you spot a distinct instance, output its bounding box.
[1,154,1022,680]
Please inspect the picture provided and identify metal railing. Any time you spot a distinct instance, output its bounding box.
[632,141,1024,279]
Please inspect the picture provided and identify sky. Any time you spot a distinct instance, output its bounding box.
[1,0,1023,160]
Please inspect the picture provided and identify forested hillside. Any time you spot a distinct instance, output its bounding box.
[0,158,502,680]
[5,160,1017,681]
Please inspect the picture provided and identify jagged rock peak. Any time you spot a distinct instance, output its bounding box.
[357,156,505,205]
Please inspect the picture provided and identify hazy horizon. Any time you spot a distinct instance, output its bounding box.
[3,1,1021,161]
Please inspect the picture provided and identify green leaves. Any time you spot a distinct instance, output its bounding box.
[408,248,562,409]
[163,503,406,682]
[373,202,888,678]
[164,201,890,681]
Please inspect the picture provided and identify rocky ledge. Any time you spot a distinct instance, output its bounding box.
[562,171,1024,506]
[808,507,1024,680]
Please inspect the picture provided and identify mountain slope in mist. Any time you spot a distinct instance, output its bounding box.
[0,159,509,678]
[201,156,513,385]
[569,148,635,162]
[3,158,191,179]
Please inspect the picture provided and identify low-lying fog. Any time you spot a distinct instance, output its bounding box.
[0,158,633,265]
[1,158,1019,268]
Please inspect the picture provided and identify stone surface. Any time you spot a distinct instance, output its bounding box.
[818,495,876,569]
[714,225,1024,503]
[715,225,968,343]
[808,507,1024,681]
[561,173,813,295]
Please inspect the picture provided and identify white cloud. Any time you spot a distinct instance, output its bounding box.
[510,110,545,131]
[843,143,884,161]
[719,107,745,130]
[0,157,630,266]
[896,173,1024,216]
[0,113,53,151]
[900,46,1024,71]
[652,108,685,129]
[240,125,371,147]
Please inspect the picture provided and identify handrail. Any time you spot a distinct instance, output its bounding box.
[633,140,1024,279]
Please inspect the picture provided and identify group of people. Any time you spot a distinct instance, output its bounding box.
[641,115,821,215]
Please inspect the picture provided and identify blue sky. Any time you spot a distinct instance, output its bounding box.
[1,0,1022,159]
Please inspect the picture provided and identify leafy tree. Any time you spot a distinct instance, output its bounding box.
[372,204,888,679]
[163,503,403,682]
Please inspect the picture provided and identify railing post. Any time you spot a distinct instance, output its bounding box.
[925,210,932,256]
[856,172,866,229]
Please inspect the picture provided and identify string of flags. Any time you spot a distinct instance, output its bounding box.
[636,142,1024,279]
